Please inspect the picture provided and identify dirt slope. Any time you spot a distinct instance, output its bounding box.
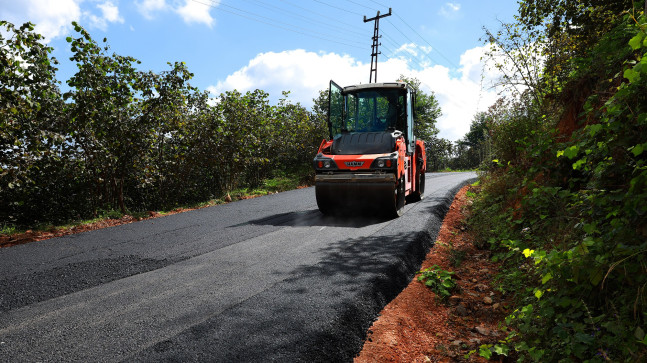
[356,185,510,362]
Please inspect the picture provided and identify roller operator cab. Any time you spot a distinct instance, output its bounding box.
[313,80,427,217]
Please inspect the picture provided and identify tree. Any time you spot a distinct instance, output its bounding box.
[450,113,492,171]
[397,75,442,143]
[134,61,212,209]
[462,112,489,148]
[311,89,329,136]
[64,22,149,213]
[425,136,453,171]
[0,21,349,227]
[0,21,67,224]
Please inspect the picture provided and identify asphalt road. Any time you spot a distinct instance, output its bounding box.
[0,171,476,362]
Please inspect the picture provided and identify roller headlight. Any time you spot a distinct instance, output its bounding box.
[370,155,397,170]
[314,156,337,170]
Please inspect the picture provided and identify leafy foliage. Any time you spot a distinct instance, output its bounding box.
[0,21,68,225]
[397,75,442,143]
[417,265,456,299]
[0,21,326,228]
[451,112,493,170]
[469,2,647,361]
[396,75,456,171]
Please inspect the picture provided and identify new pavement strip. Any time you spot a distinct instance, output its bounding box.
[0,172,476,362]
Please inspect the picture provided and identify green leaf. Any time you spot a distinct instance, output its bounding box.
[639,113,647,125]
[528,347,545,360]
[629,33,645,50]
[631,143,644,156]
[541,273,553,284]
[572,158,586,170]
[589,268,604,286]
[479,345,493,359]
[583,223,597,234]
[587,123,603,137]
[635,327,645,341]
[624,68,640,83]
[563,145,579,159]
[534,289,543,299]
[493,344,509,356]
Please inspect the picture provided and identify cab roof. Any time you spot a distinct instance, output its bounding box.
[342,81,413,93]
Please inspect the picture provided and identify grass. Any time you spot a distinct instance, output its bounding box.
[1,224,18,235]
[437,167,478,172]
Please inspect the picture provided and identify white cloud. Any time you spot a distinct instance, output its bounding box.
[86,1,125,31]
[136,0,167,19]
[98,1,124,23]
[208,49,366,105]
[0,0,82,40]
[395,43,420,57]
[208,46,507,141]
[176,0,215,27]
[417,46,502,141]
[134,0,217,27]
[439,2,461,19]
[391,43,434,68]
[0,0,126,38]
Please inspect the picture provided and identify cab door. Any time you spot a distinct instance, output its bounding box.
[328,80,344,139]
[406,88,415,153]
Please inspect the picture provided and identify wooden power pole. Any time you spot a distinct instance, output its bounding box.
[364,8,391,83]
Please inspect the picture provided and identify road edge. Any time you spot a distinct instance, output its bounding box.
[311,175,479,361]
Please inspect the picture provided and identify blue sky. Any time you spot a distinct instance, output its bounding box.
[1,0,520,141]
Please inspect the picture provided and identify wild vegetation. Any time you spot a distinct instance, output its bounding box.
[467,0,647,361]
[1,20,327,229]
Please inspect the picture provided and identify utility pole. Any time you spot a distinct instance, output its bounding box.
[364,8,391,83]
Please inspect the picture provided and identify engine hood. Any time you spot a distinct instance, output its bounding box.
[331,131,400,155]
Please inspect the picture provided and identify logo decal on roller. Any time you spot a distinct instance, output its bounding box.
[345,161,364,167]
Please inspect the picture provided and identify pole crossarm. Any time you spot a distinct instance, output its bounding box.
[363,8,391,83]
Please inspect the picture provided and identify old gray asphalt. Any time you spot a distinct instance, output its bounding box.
[0,172,476,362]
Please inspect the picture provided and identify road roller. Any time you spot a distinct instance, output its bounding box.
[313,80,426,217]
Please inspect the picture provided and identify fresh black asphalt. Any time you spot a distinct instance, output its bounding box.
[0,172,476,362]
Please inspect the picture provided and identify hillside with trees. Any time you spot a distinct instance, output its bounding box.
[466,0,647,360]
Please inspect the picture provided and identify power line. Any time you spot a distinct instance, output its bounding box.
[199,0,482,114]
[381,34,400,49]
[384,18,444,66]
[193,0,365,49]
[244,0,366,38]
[280,0,366,34]
[381,44,430,72]
[392,12,457,69]
[312,0,363,16]
[218,0,364,46]
[347,0,376,11]
[356,2,461,70]
[367,0,388,8]
[193,0,484,131]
